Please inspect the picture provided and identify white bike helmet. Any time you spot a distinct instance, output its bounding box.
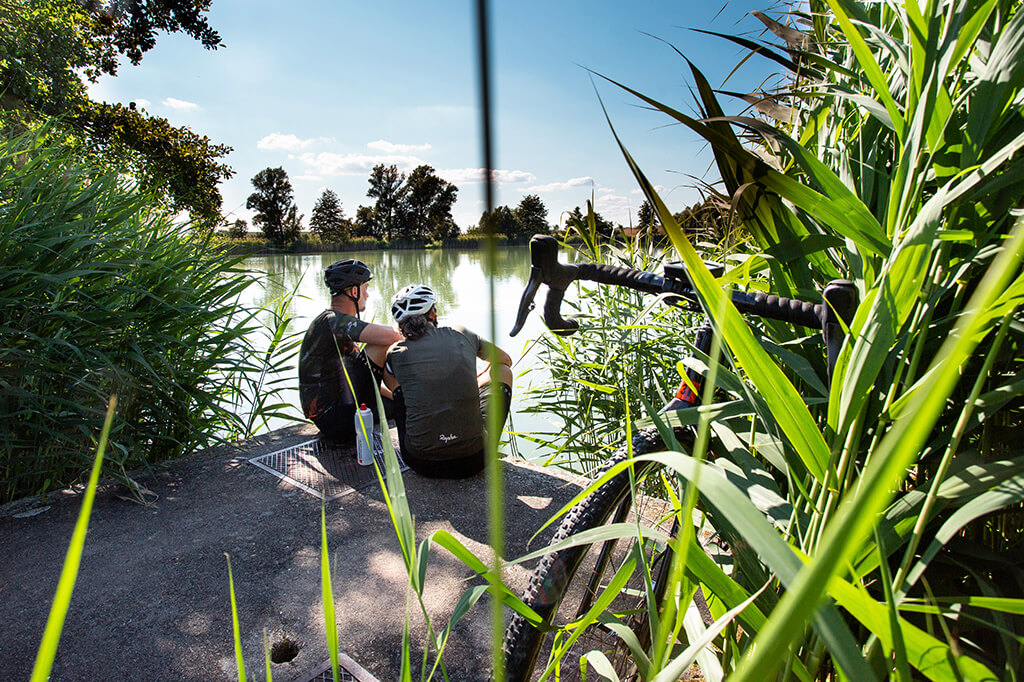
[391,284,436,323]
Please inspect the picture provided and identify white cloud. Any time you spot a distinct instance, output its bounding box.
[134,98,151,109]
[162,97,198,110]
[526,176,594,193]
[630,185,667,195]
[296,151,427,176]
[367,140,432,154]
[258,133,317,151]
[439,168,536,185]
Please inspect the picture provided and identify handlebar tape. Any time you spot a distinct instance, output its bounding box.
[542,286,578,335]
[577,262,823,329]
[730,291,823,329]
[576,263,664,295]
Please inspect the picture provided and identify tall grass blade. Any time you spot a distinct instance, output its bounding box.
[734,218,1024,680]
[603,108,831,485]
[321,506,340,682]
[224,554,247,682]
[30,396,116,682]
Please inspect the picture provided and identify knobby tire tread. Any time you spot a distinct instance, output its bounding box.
[501,426,690,681]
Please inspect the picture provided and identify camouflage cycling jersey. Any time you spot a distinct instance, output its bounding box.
[298,309,370,420]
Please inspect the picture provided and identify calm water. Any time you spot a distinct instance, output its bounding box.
[240,247,557,458]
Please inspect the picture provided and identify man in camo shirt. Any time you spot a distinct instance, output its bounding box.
[298,259,402,443]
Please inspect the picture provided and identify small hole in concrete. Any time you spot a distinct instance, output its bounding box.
[270,637,300,664]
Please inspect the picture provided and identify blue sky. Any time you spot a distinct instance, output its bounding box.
[89,0,784,231]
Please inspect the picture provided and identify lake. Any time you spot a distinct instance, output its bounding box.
[239,247,558,458]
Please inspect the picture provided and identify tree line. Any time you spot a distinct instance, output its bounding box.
[235,164,559,245]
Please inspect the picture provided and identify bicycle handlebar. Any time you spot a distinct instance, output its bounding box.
[510,236,857,365]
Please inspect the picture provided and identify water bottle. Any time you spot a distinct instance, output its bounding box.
[355,403,374,466]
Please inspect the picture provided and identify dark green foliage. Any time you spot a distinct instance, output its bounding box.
[362,164,459,241]
[309,189,349,241]
[0,132,297,503]
[636,199,654,229]
[227,218,247,239]
[247,166,296,245]
[473,194,550,239]
[0,0,232,225]
[513,194,550,236]
[98,0,222,67]
[365,163,406,240]
[399,164,458,241]
[353,204,378,238]
[478,205,516,238]
[567,204,616,239]
[282,205,303,244]
[76,101,233,226]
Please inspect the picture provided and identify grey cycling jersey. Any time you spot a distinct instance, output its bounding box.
[385,324,486,458]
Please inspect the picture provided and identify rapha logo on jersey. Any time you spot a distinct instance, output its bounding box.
[439,433,458,443]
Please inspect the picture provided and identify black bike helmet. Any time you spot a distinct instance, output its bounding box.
[324,259,372,296]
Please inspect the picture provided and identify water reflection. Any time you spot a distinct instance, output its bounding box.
[239,247,556,458]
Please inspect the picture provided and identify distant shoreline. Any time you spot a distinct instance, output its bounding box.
[215,234,534,256]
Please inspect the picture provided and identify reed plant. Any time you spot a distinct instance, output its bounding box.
[519,209,703,475]
[0,129,300,503]
[506,0,1024,679]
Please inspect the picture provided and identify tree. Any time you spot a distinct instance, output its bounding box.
[636,199,655,229]
[366,164,406,240]
[513,194,549,237]
[228,218,248,239]
[0,0,232,226]
[310,189,348,241]
[246,167,295,244]
[566,203,617,240]
[479,205,517,238]
[282,205,302,245]
[354,205,379,239]
[400,165,458,241]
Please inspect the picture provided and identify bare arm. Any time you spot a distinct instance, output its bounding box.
[382,341,401,392]
[358,322,403,346]
[476,340,512,367]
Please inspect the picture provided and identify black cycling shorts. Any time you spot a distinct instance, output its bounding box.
[394,382,512,479]
[311,350,392,444]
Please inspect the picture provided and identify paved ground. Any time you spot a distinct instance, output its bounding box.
[0,424,586,681]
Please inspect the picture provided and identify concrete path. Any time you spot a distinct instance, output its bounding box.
[0,425,586,681]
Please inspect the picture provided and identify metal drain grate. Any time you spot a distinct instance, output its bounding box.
[249,432,406,501]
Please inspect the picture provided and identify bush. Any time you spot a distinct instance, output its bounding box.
[0,131,296,503]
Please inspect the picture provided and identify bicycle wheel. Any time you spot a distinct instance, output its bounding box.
[502,426,692,682]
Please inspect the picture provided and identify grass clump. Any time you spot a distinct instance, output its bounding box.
[0,129,298,504]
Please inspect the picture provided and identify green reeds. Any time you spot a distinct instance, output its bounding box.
[0,129,300,504]
[520,225,700,475]
[509,0,1024,678]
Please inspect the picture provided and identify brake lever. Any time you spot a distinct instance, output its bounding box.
[510,268,541,337]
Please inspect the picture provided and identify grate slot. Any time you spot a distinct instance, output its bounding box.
[249,431,405,501]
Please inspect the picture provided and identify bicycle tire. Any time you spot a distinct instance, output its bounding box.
[502,425,693,681]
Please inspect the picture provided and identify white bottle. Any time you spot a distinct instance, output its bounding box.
[355,403,374,466]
